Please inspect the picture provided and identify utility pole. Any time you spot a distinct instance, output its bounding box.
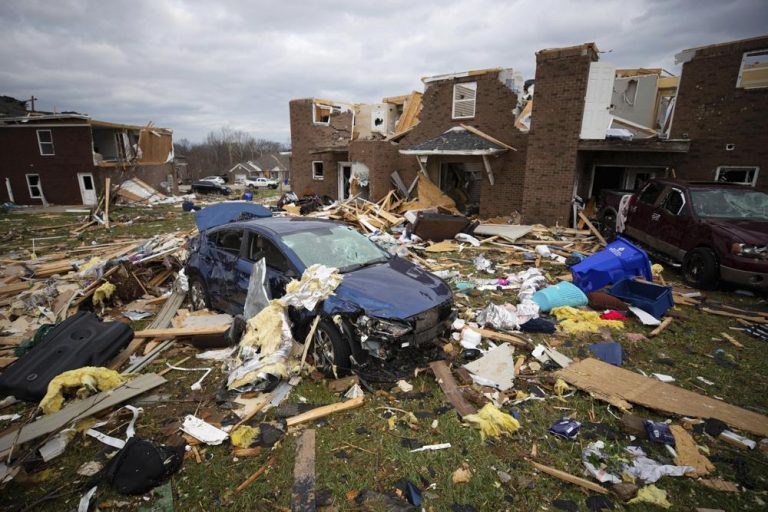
[27,95,38,112]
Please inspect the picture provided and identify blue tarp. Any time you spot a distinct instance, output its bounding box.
[194,202,272,231]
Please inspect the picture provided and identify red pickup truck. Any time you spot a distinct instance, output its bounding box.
[598,178,768,290]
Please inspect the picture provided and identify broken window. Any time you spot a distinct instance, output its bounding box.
[737,49,768,89]
[716,166,759,186]
[312,161,324,180]
[662,188,686,216]
[452,82,477,119]
[213,229,243,255]
[91,127,139,163]
[313,104,333,125]
[36,130,54,156]
[26,174,42,198]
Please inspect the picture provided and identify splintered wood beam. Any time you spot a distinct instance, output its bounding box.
[530,460,608,494]
[133,324,230,338]
[291,429,316,512]
[285,396,364,427]
[429,360,477,417]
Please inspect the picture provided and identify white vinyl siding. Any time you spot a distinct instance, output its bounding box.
[36,129,54,156]
[452,82,477,119]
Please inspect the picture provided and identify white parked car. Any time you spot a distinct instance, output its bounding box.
[200,176,226,186]
[245,177,278,189]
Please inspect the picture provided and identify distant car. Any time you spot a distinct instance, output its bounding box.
[200,176,226,186]
[598,179,768,290]
[185,217,454,374]
[245,177,278,189]
[191,180,231,195]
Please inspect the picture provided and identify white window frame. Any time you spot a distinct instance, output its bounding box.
[715,166,759,186]
[452,81,477,120]
[36,129,55,156]
[26,173,42,198]
[736,49,768,89]
[312,161,324,180]
[312,103,333,126]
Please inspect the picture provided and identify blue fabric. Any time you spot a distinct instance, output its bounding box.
[195,202,272,231]
[532,281,588,312]
[588,342,624,366]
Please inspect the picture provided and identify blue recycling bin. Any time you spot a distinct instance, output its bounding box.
[571,237,652,293]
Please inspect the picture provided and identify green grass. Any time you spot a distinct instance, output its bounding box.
[1,214,767,511]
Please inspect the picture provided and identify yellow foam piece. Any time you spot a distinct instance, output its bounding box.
[551,306,624,334]
[463,403,520,440]
[40,367,127,415]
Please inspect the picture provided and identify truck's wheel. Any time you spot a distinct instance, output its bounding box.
[311,319,352,377]
[683,248,719,290]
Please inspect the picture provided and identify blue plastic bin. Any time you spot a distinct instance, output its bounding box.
[607,278,673,318]
[571,237,652,293]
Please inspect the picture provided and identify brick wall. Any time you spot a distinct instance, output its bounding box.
[522,44,597,225]
[348,71,529,216]
[0,124,94,205]
[289,99,353,198]
[670,36,768,191]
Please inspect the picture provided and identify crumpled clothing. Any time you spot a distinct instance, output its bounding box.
[625,446,694,483]
[552,306,624,334]
[600,310,629,321]
[477,301,539,331]
[520,317,556,333]
[582,440,623,484]
[40,367,127,414]
[628,485,672,508]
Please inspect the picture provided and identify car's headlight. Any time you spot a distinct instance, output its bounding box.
[356,315,413,337]
[731,243,768,259]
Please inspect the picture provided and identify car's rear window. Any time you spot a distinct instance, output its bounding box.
[282,226,389,272]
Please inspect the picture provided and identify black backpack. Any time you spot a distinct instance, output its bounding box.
[100,437,184,495]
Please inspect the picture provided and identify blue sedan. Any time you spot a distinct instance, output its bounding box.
[185,217,454,373]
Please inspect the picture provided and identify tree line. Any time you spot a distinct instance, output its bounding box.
[174,127,288,180]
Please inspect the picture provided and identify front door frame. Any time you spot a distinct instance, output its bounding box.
[337,162,352,201]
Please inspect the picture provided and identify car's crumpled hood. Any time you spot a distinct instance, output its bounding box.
[326,256,452,320]
[709,219,768,245]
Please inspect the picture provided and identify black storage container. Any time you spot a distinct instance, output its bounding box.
[0,312,133,401]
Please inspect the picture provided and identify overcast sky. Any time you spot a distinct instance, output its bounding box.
[1,0,766,144]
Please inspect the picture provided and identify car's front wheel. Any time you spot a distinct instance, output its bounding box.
[189,276,211,311]
[683,247,719,289]
[311,319,351,377]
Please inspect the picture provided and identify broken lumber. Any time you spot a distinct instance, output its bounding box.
[466,326,530,348]
[649,317,673,337]
[429,360,477,417]
[530,460,608,494]
[286,396,364,427]
[235,455,276,493]
[578,211,607,245]
[291,429,316,512]
[133,324,230,338]
[556,358,768,436]
[720,332,744,349]
[671,425,714,477]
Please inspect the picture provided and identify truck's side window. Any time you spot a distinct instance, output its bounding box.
[662,189,686,216]
[638,183,664,205]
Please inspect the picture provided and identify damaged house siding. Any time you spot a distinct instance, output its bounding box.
[670,35,768,192]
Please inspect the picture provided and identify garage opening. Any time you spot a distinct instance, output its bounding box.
[589,165,667,200]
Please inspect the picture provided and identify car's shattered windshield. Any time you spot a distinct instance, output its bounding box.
[282,226,390,272]
[690,189,768,220]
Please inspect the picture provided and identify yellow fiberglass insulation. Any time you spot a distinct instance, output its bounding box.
[92,281,116,308]
[463,403,520,440]
[551,306,624,334]
[40,367,127,414]
[239,300,287,353]
[230,425,260,448]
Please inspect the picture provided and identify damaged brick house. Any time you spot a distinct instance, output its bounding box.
[289,34,768,225]
[0,102,175,206]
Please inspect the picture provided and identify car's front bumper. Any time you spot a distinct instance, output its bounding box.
[720,265,768,290]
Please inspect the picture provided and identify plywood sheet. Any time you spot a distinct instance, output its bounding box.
[556,358,768,436]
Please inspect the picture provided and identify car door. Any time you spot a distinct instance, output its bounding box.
[208,228,245,314]
[625,181,666,247]
[653,187,690,260]
[245,231,298,300]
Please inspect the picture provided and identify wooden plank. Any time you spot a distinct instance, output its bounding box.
[429,360,477,417]
[702,307,767,324]
[530,460,608,494]
[578,211,607,245]
[649,317,673,337]
[0,282,30,297]
[291,429,316,512]
[104,177,111,229]
[285,396,364,427]
[133,324,230,338]
[235,455,276,493]
[459,123,517,151]
[556,358,768,436]
[0,373,165,456]
[720,332,744,349]
[108,337,147,370]
[466,326,531,348]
